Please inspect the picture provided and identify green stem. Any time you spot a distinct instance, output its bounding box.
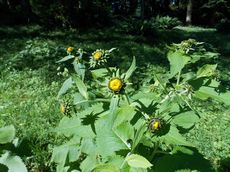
[153,73,168,94]
[73,98,110,106]
[150,141,159,161]
[124,93,130,105]
[176,71,181,85]
[120,152,131,169]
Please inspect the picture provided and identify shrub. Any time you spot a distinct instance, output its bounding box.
[50,39,229,171]
[150,15,182,30]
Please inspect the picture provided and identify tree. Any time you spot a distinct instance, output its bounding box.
[186,0,193,25]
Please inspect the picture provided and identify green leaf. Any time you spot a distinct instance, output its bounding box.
[91,68,108,78]
[56,116,95,138]
[73,61,85,80]
[57,55,75,63]
[126,154,152,169]
[132,121,147,151]
[130,167,148,172]
[113,122,134,149]
[0,152,27,172]
[113,105,136,127]
[167,51,191,78]
[196,64,217,78]
[57,77,73,98]
[194,86,230,105]
[125,57,136,80]
[96,129,127,157]
[73,75,88,99]
[172,111,199,129]
[93,164,120,172]
[51,143,80,168]
[0,125,15,144]
[51,145,69,167]
[160,126,194,147]
[80,154,97,172]
[110,95,119,116]
[96,117,127,157]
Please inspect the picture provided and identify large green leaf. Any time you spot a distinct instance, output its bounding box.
[167,51,191,78]
[0,125,15,144]
[57,55,75,63]
[126,154,152,169]
[132,121,147,151]
[113,105,136,127]
[110,95,119,120]
[194,86,230,105]
[113,122,134,149]
[57,77,73,98]
[80,154,97,172]
[93,164,120,172]
[56,116,95,138]
[96,129,127,157]
[124,57,136,80]
[51,143,80,168]
[96,116,127,157]
[0,152,27,172]
[172,111,199,129]
[73,76,88,99]
[73,61,85,80]
[196,64,217,78]
[160,126,194,147]
[91,68,109,78]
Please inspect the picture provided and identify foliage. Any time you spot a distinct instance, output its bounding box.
[51,38,229,171]
[11,39,64,69]
[0,125,27,172]
[149,16,182,30]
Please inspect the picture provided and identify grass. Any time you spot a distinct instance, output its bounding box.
[0,24,229,171]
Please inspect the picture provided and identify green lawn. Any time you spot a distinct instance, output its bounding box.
[0,25,229,171]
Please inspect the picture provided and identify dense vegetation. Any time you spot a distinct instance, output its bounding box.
[0,0,230,172]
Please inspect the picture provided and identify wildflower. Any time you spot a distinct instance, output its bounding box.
[92,50,103,60]
[108,77,123,93]
[148,118,162,132]
[60,103,65,114]
[60,102,71,116]
[67,47,74,53]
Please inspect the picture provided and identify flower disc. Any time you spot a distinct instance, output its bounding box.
[108,78,123,92]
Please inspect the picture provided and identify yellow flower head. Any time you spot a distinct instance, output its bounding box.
[149,118,162,132]
[152,121,160,130]
[67,47,74,53]
[60,104,65,113]
[108,78,123,92]
[92,50,103,60]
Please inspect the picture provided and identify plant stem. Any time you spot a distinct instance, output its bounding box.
[124,93,130,105]
[150,141,159,161]
[177,71,181,85]
[120,152,131,169]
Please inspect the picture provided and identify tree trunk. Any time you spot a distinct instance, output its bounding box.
[186,0,193,25]
[140,0,144,20]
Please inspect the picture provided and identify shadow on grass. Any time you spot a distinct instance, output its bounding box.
[153,148,214,172]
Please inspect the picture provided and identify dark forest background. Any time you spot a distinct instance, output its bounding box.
[0,0,229,30]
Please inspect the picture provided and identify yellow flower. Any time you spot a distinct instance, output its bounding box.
[67,47,74,53]
[60,104,65,113]
[149,118,162,132]
[108,78,123,92]
[93,50,103,60]
[152,121,160,130]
